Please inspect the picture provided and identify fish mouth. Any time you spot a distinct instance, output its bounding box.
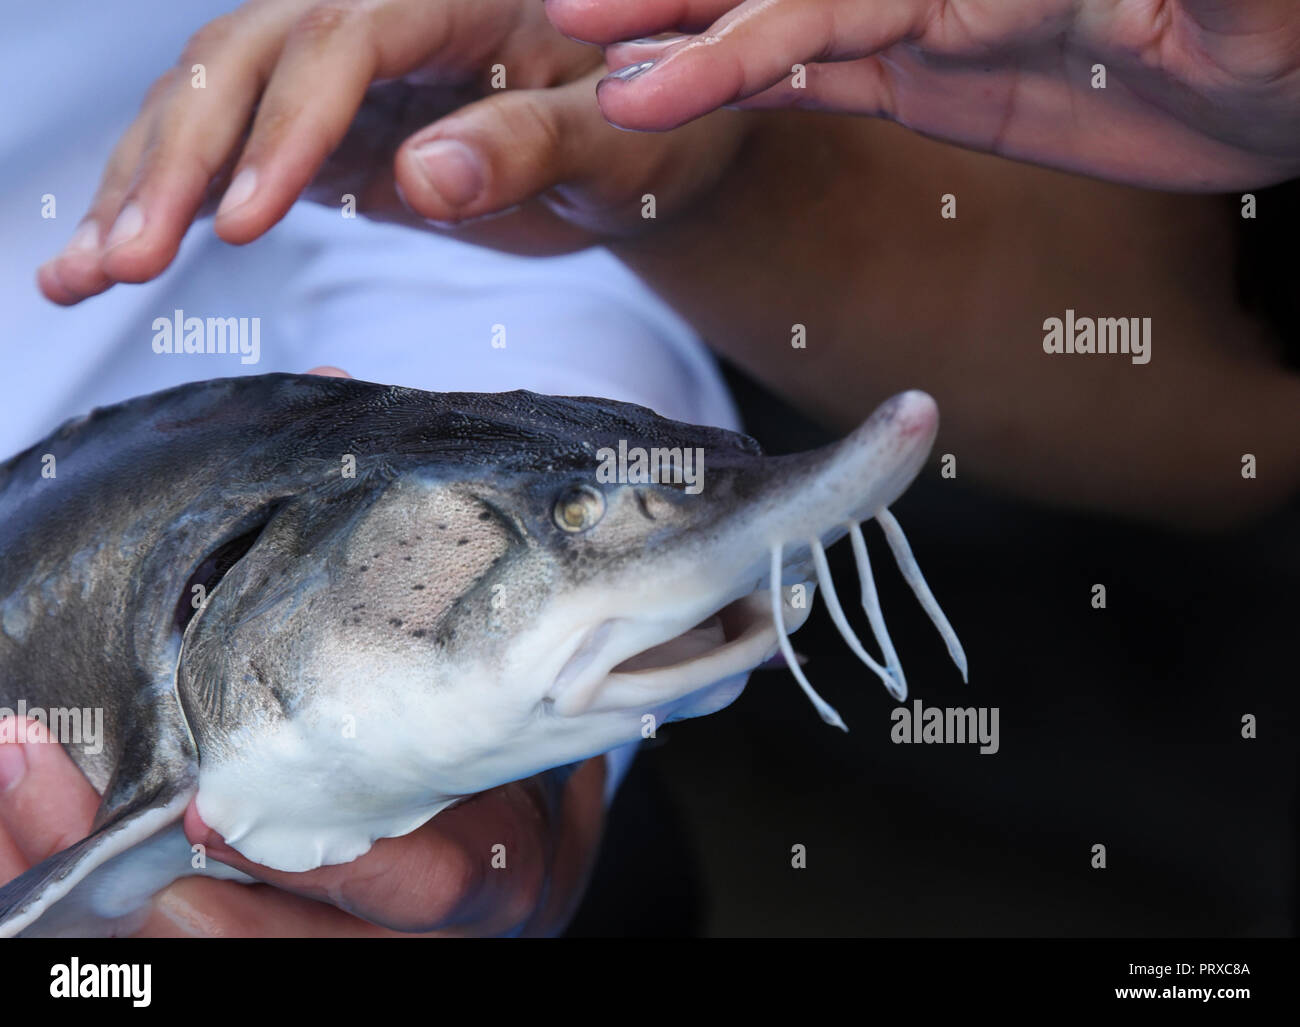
[547,391,969,730]
[607,590,786,683]
[545,587,805,719]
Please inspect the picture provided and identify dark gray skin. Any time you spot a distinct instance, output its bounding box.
[0,373,768,931]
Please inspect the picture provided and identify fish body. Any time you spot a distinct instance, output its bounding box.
[0,374,963,935]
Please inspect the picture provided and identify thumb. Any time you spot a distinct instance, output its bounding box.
[392,69,717,236]
[394,70,608,227]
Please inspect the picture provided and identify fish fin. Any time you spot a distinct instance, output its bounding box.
[183,648,228,725]
[15,823,254,938]
[0,785,193,937]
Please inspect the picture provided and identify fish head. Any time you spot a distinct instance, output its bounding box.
[510,388,940,730]
[175,387,945,869]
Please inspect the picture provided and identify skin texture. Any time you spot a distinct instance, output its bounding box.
[0,369,611,937]
[551,0,1300,190]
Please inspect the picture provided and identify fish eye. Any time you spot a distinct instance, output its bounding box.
[553,484,605,533]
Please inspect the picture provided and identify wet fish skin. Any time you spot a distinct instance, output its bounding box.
[0,374,958,934]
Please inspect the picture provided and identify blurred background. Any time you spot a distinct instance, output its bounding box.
[571,352,1298,937]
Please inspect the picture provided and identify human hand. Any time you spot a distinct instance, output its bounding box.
[0,714,606,937]
[549,0,1300,190]
[38,0,748,306]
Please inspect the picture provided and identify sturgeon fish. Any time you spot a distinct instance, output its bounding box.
[0,373,965,936]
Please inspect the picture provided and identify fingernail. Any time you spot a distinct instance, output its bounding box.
[413,139,486,209]
[601,60,656,84]
[627,35,688,46]
[105,202,145,249]
[216,167,258,217]
[0,737,26,793]
[63,221,101,256]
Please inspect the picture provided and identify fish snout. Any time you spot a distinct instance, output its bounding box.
[540,391,962,738]
[719,390,963,729]
[763,389,938,548]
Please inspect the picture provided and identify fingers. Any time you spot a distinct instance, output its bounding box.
[586,0,926,131]
[394,67,748,236]
[36,4,300,305]
[544,0,737,42]
[99,9,299,281]
[0,710,605,936]
[520,756,606,935]
[142,876,407,937]
[36,80,171,306]
[394,77,595,226]
[37,0,573,305]
[728,57,897,118]
[179,757,607,936]
[183,778,555,935]
[0,718,101,875]
[214,0,599,244]
[209,0,462,245]
[603,34,692,71]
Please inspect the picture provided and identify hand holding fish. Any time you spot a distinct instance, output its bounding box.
[555,0,1300,190]
[1,360,612,936]
[0,718,606,936]
[38,0,747,306]
[0,376,964,935]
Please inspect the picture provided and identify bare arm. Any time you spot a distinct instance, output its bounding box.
[609,114,1300,530]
